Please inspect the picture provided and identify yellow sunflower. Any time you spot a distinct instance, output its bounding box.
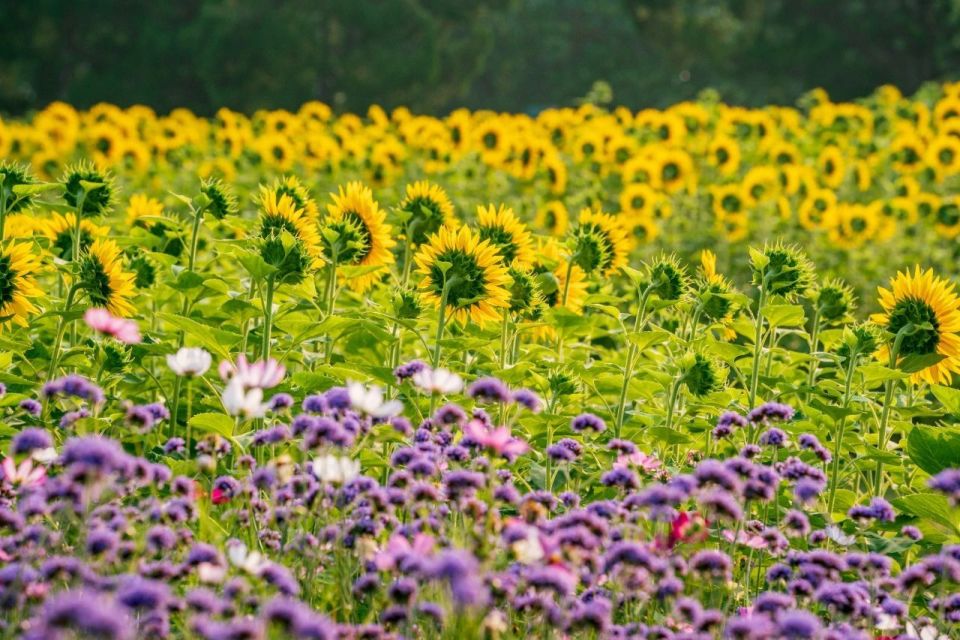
[398,180,455,246]
[78,239,136,317]
[258,188,325,272]
[534,201,569,237]
[570,207,630,276]
[826,203,879,250]
[325,181,395,292]
[619,182,658,219]
[0,242,43,329]
[872,267,960,385]
[413,225,510,326]
[476,203,534,269]
[39,213,110,260]
[126,193,164,227]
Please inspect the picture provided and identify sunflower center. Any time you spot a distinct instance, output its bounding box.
[937,204,960,227]
[888,297,940,355]
[479,225,517,264]
[430,249,487,309]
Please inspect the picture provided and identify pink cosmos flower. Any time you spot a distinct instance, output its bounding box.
[374,533,435,571]
[83,308,141,344]
[0,457,47,489]
[722,528,767,549]
[614,451,662,475]
[463,418,529,459]
[218,354,285,389]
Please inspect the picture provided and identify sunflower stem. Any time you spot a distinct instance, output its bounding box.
[614,285,652,438]
[429,278,454,415]
[827,349,859,515]
[172,204,206,440]
[874,328,907,497]
[499,307,510,370]
[805,308,822,401]
[261,274,276,360]
[747,279,768,441]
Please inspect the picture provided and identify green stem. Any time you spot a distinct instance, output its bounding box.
[805,308,822,399]
[828,352,859,515]
[45,284,78,381]
[747,281,768,441]
[429,280,452,415]
[499,307,511,370]
[665,376,682,432]
[186,380,194,451]
[261,275,276,360]
[874,329,907,496]
[614,286,652,437]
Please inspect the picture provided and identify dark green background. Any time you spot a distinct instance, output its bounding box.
[2,0,958,116]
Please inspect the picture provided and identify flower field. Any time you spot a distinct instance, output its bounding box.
[2,83,960,639]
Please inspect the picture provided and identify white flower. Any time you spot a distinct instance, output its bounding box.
[31,447,57,464]
[311,454,361,485]
[227,540,269,575]
[167,347,212,378]
[222,378,268,419]
[824,525,855,546]
[511,529,544,564]
[347,381,402,418]
[197,562,226,584]
[412,367,463,395]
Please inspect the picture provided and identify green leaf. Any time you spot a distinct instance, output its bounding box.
[188,412,235,438]
[625,329,671,352]
[238,253,278,281]
[891,493,960,535]
[907,425,960,475]
[12,182,63,195]
[158,313,242,359]
[807,399,860,422]
[762,303,805,327]
[647,426,692,445]
[168,270,206,292]
[899,352,946,374]
[931,384,960,414]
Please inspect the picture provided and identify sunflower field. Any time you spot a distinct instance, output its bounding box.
[3,81,960,639]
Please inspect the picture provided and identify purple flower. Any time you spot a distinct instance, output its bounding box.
[689,550,732,580]
[427,550,488,608]
[759,427,787,447]
[929,468,960,505]
[714,411,748,438]
[847,497,895,523]
[512,388,543,413]
[467,377,511,403]
[125,404,156,432]
[698,488,743,521]
[42,374,105,405]
[748,401,795,423]
[19,398,42,416]
[268,393,294,411]
[901,525,923,541]
[394,359,427,382]
[571,413,606,433]
[601,467,638,489]
[116,575,170,611]
[61,436,129,475]
[11,427,52,455]
[32,590,133,640]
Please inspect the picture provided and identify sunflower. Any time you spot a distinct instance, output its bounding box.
[125,193,164,227]
[534,201,569,237]
[619,182,658,219]
[797,190,836,231]
[542,152,568,194]
[826,203,880,250]
[324,181,395,292]
[413,225,510,326]
[872,267,960,385]
[570,208,630,277]
[934,198,960,238]
[78,239,136,317]
[254,134,296,171]
[628,216,660,246]
[398,181,455,246]
[707,137,741,176]
[926,135,960,180]
[258,188,325,277]
[716,212,749,242]
[711,185,745,218]
[817,146,846,189]
[0,242,43,329]
[476,204,534,269]
[742,166,779,206]
[39,213,110,260]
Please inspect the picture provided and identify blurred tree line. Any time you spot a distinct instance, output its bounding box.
[1,0,958,116]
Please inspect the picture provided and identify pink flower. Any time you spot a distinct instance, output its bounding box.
[374,533,435,570]
[218,354,285,389]
[463,419,529,459]
[83,308,141,344]
[722,529,767,549]
[0,457,46,489]
[614,451,662,475]
[211,487,230,505]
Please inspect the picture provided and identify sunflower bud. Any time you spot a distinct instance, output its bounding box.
[750,242,814,298]
[62,162,114,217]
[199,178,238,220]
[679,353,726,397]
[812,279,856,324]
